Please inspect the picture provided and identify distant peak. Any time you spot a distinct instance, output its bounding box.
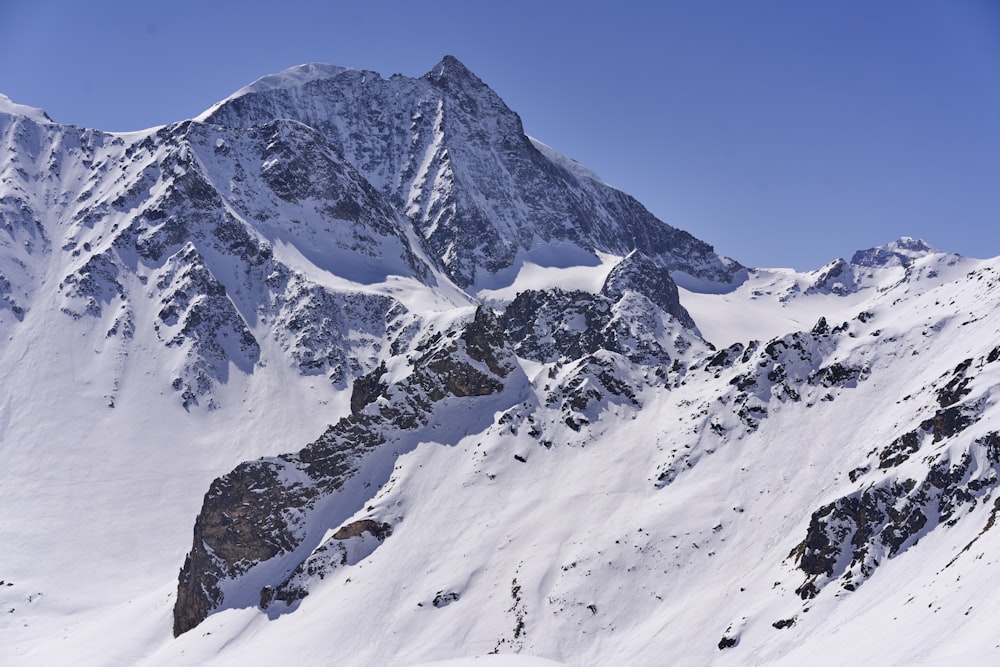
[431,55,471,75]
[850,236,937,268]
[425,55,484,88]
[0,93,53,124]
[891,236,933,253]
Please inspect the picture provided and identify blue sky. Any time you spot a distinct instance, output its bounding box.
[1,0,998,269]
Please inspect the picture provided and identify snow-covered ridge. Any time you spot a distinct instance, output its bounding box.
[0,92,53,123]
[195,62,353,122]
[682,236,962,346]
[528,136,607,185]
[242,62,352,93]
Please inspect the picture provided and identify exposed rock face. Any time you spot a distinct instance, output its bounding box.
[174,459,312,636]
[501,256,697,369]
[173,306,518,635]
[601,251,695,329]
[791,433,1000,600]
[173,285,704,634]
[789,346,1000,599]
[165,71,734,626]
[2,105,429,408]
[1,54,740,413]
[198,57,741,289]
[851,236,933,268]
[332,519,393,541]
[806,258,856,296]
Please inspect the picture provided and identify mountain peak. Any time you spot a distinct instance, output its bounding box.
[6,55,1000,667]
[890,236,933,253]
[429,54,472,76]
[424,54,485,90]
[851,236,937,268]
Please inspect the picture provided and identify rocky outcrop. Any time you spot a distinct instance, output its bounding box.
[789,346,1000,599]
[173,459,313,636]
[173,306,518,635]
[501,270,697,369]
[791,433,1000,599]
[806,258,856,296]
[259,519,394,610]
[1,100,435,407]
[601,251,694,329]
[851,236,934,268]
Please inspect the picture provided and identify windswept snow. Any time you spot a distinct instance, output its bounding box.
[0,93,53,124]
[195,63,352,122]
[528,137,606,186]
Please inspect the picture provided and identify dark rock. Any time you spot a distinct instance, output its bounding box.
[921,404,977,444]
[200,57,741,289]
[811,317,830,335]
[807,259,855,295]
[432,591,461,608]
[936,359,974,408]
[791,431,1000,597]
[809,363,862,388]
[332,519,393,541]
[705,343,745,371]
[463,306,514,377]
[351,362,388,415]
[879,431,921,469]
[851,238,932,268]
[174,308,518,635]
[600,251,695,328]
[501,286,684,367]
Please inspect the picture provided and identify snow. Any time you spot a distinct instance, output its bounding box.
[5,60,1000,667]
[671,266,749,294]
[126,247,1000,664]
[0,93,53,124]
[679,267,870,347]
[527,137,606,186]
[5,210,1000,667]
[412,656,567,666]
[476,247,621,304]
[679,245,981,348]
[241,63,351,93]
[195,63,351,122]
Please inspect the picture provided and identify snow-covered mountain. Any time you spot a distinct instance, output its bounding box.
[2,58,999,666]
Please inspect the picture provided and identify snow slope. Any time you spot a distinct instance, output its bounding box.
[3,59,1000,667]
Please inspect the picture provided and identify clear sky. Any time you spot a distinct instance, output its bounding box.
[1,0,998,270]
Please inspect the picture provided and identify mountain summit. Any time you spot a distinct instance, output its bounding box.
[2,59,999,666]
[197,56,741,290]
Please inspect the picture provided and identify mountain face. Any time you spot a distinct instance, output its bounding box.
[3,59,1000,667]
[197,56,739,291]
